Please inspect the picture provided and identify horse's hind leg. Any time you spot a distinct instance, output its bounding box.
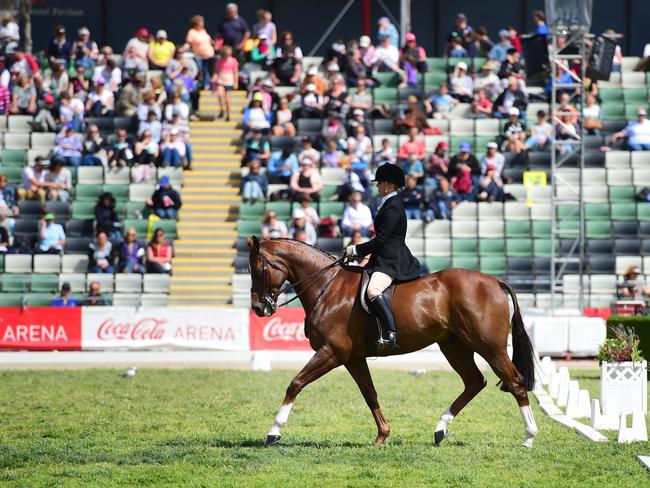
[265,345,340,446]
[434,336,487,445]
[345,357,391,446]
[482,349,538,448]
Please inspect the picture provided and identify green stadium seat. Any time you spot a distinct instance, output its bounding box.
[637,203,650,221]
[156,220,178,238]
[123,219,149,236]
[25,293,56,306]
[1,274,30,292]
[531,220,551,238]
[452,256,479,270]
[611,202,637,220]
[609,186,636,202]
[423,71,447,88]
[452,238,478,255]
[474,136,496,150]
[599,88,623,101]
[319,201,344,219]
[239,202,266,221]
[320,186,339,199]
[558,221,580,238]
[506,238,533,257]
[450,136,474,153]
[1,149,27,164]
[0,254,3,272]
[601,105,625,120]
[626,104,650,119]
[585,203,610,220]
[265,201,291,221]
[425,256,451,272]
[0,166,23,184]
[623,87,647,102]
[237,219,262,237]
[473,57,487,70]
[0,293,23,306]
[479,239,505,256]
[506,221,530,238]
[372,87,398,104]
[447,57,467,69]
[533,239,556,257]
[125,201,150,219]
[75,184,102,201]
[480,256,506,275]
[557,204,579,221]
[30,274,59,292]
[586,221,612,238]
[102,184,129,200]
[375,72,400,87]
[71,201,96,220]
[426,57,447,70]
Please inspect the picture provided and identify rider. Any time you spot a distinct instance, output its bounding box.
[344,163,421,348]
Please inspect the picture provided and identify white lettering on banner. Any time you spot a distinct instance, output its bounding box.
[81,307,250,350]
[262,317,307,342]
[2,324,68,343]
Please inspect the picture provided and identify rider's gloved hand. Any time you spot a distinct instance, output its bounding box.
[344,245,357,259]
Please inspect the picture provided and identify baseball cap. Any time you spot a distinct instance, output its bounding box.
[509,107,520,116]
[136,28,149,37]
[436,141,449,150]
[486,141,498,149]
[160,175,170,186]
[405,32,416,42]
[638,108,647,116]
[359,35,371,48]
[78,27,90,36]
[459,142,472,152]
[353,108,364,116]
[632,266,642,274]
[43,93,55,104]
[262,78,274,87]
[156,30,167,39]
[456,61,468,71]
[44,212,55,220]
[252,91,264,102]
[307,66,318,75]
[57,26,66,34]
[61,282,71,291]
[292,208,306,219]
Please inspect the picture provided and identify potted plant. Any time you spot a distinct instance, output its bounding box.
[599,324,647,414]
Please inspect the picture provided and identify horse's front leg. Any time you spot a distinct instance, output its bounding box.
[265,345,340,445]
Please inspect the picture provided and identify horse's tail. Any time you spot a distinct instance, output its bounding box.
[498,279,535,391]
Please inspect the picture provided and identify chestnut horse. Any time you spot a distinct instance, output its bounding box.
[248,236,538,447]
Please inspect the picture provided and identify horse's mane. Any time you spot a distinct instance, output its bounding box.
[267,238,337,262]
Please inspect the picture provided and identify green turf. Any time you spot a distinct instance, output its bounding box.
[0,368,648,486]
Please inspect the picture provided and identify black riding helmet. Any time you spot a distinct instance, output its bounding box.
[372,162,406,188]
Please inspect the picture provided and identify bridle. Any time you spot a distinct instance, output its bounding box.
[252,251,344,315]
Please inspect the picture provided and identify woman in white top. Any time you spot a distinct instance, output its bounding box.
[450,62,474,103]
[271,96,295,136]
[262,210,288,239]
[164,91,190,122]
[583,93,602,134]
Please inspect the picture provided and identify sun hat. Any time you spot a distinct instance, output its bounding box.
[44,213,55,220]
[457,61,468,71]
[486,141,498,149]
[156,30,167,39]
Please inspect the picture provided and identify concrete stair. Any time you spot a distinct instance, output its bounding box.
[168,90,247,306]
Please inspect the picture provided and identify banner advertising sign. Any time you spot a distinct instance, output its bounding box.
[82,307,250,350]
[0,307,82,350]
[249,308,311,350]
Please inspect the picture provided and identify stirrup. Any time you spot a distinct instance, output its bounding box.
[376,331,399,349]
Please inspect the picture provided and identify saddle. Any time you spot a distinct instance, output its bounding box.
[359,269,396,314]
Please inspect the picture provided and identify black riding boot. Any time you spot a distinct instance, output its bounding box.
[369,293,399,349]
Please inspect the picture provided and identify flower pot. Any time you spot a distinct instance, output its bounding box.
[600,360,647,414]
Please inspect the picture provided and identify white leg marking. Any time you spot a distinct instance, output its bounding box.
[435,408,454,433]
[268,403,293,436]
[520,405,538,448]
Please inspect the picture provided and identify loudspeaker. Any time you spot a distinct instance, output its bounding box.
[587,36,616,81]
[522,34,550,78]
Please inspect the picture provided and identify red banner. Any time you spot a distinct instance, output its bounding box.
[249,308,311,350]
[0,307,82,350]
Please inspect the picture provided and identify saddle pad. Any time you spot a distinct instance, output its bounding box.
[359,269,395,314]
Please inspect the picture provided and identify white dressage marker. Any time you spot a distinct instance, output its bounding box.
[590,399,620,431]
[637,455,650,472]
[539,356,555,386]
[564,381,581,418]
[252,351,272,372]
[556,367,571,408]
[549,369,561,399]
[617,412,648,443]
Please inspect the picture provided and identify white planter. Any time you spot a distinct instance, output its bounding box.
[600,361,647,415]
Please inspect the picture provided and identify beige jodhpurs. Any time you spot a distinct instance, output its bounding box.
[367,271,393,300]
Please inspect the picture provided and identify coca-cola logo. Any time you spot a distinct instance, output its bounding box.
[262,317,307,342]
[97,317,167,341]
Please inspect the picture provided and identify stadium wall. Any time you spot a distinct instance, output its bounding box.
[28,0,649,57]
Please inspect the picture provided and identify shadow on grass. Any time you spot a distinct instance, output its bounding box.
[163,437,410,449]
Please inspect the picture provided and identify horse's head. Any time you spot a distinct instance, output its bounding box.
[247,236,289,317]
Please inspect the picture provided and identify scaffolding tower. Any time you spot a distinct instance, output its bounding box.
[549,30,587,312]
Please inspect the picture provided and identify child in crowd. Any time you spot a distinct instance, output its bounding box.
[374,138,395,164]
[401,175,423,219]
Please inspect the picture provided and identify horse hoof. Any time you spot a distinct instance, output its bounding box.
[265,434,281,446]
[521,438,534,448]
[434,429,448,445]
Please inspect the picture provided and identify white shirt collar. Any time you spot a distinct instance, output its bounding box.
[379,191,398,208]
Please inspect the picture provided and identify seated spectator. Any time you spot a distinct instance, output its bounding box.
[374,137,396,165]
[425,177,456,221]
[212,45,239,121]
[401,154,425,180]
[241,159,267,202]
[448,142,480,190]
[346,125,373,164]
[241,129,271,166]
[501,108,526,153]
[0,173,17,217]
[10,73,36,114]
[398,126,426,164]
[86,78,114,117]
[324,74,349,118]
[137,90,162,122]
[341,191,372,236]
[0,15,20,56]
[139,110,163,142]
[375,35,403,78]
[271,97,295,136]
[298,136,321,165]
[118,227,145,274]
[38,212,65,254]
[252,9,277,47]
[107,129,135,168]
[117,74,144,117]
[425,83,458,119]
[470,88,493,118]
[58,92,85,132]
[395,95,429,134]
[134,129,160,168]
[88,230,115,273]
[31,93,57,132]
[296,197,320,228]
[488,29,513,62]
[271,47,301,86]
[474,61,501,101]
[346,49,369,87]
[93,56,122,93]
[290,158,323,202]
[401,32,428,74]
[555,93,579,153]
[620,265,650,298]
[321,140,343,168]
[301,65,328,96]
[321,113,347,148]
[148,30,175,70]
[349,78,373,114]
[401,175,424,219]
[288,208,317,245]
[163,113,192,166]
[164,91,190,122]
[267,146,298,184]
[262,209,288,239]
[448,37,468,57]
[481,142,505,175]
[425,141,450,187]
[51,282,78,307]
[451,163,474,202]
[525,111,552,151]
[72,27,99,69]
[478,162,504,202]
[82,281,110,306]
[497,48,524,81]
[160,128,186,167]
[18,156,47,204]
[250,32,275,69]
[339,159,371,201]
[150,176,182,219]
[243,91,272,132]
[450,62,474,103]
[95,192,122,240]
[43,59,70,100]
[347,108,372,138]
[613,108,650,151]
[44,159,72,202]
[493,77,527,119]
[298,83,324,119]
[147,227,173,274]
[69,65,90,102]
[150,75,167,108]
[275,30,303,61]
[583,93,602,135]
[122,44,148,77]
